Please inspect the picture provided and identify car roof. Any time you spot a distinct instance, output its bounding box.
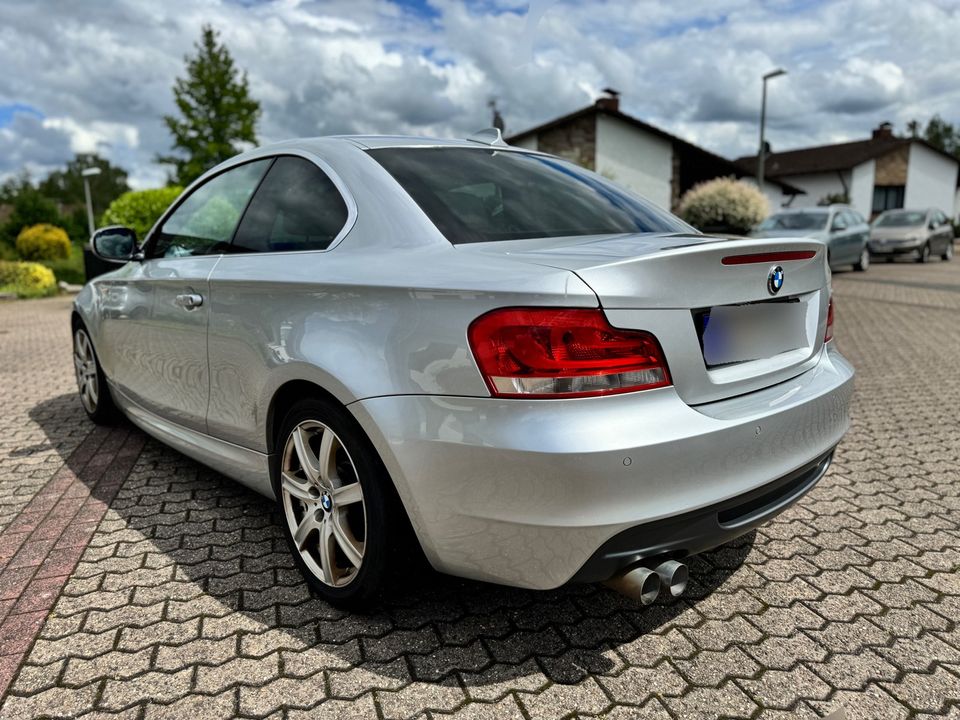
[255,134,540,154]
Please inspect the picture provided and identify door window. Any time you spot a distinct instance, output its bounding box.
[231,156,349,253]
[830,213,847,231]
[147,160,271,259]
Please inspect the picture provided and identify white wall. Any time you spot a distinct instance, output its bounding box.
[904,143,959,214]
[595,115,673,209]
[509,135,538,151]
[741,177,788,212]
[954,187,960,221]
[777,171,851,210]
[849,160,875,218]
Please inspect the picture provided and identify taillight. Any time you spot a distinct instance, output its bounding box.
[467,307,671,398]
[824,296,835,343]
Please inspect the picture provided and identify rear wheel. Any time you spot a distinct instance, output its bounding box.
[274,397,409,608]
[917,243,931,263]
[73,326,118,424]
[854,247,870,272]
[943,241,954,261]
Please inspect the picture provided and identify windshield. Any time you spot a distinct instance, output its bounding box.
[758,212,828,231]
[875,210,926,227]
[367,147,692,244]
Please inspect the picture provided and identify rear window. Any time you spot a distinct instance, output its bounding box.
[367,147,690,244]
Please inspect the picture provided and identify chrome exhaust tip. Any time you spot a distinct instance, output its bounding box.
[604,565,661,605]
[654,559,688,597]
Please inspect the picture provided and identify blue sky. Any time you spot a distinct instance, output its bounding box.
[0,0,957,188]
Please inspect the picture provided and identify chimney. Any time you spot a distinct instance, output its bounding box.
[872,121,894,140]
[596,87,620,112]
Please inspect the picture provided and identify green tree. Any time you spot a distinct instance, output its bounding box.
[38,153,130,215]
[922,115,960,159]
[157,25,261,185]
[1,186,62,247]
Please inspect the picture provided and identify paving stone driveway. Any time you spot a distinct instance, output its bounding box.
[0,257,958,719]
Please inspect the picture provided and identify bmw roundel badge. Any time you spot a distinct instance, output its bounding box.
[767,265,784,295]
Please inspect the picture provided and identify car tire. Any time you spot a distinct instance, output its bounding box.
[854,247,870,272]
[273,397,413,608]
[917,243,931,263]
[73,325,119,425]
[943,241,954,261]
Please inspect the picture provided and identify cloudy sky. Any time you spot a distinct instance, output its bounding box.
[1,0,958,188]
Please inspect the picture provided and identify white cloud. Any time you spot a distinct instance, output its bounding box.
[0,0,958,188]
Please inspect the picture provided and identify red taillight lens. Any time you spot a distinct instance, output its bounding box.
[467,307,672,398]
[824,296,835,343]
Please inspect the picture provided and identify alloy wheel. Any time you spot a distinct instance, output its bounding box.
[73,329,99,414]
[280,420,366,587]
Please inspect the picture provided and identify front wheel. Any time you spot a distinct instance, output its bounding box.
[73,326,118,424]
[273,398,411,608]
[854,247,870,272]
[917,243,931,263]
[943,241,954,261]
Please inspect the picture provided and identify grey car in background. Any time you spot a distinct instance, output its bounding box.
[869,208,954,263]
[751,205,871,272]
[72,134,854,607]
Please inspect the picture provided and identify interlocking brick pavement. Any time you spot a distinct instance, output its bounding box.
[0,255,958,719]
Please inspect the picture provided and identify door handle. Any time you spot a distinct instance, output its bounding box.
[175,293,203,309]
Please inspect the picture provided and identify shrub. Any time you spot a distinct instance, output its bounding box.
[0,260,58,298]
[15,223,72,261]
[677,177,769,235]
[101,186,183,241]
[40,242,86,285]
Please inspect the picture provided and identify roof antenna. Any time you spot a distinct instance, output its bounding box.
[466,127,509,147]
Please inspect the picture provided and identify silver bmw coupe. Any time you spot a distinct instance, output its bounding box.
[73,132,854,606]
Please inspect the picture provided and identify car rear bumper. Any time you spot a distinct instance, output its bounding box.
[869,239,924,254]
[350,345,855,590]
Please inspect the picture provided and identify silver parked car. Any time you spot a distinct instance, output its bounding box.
[869,208,954,263]
[751,205,872,272]
[73,134,854,607]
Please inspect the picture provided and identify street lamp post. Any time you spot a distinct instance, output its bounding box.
[81,167,102,238]
[757,68,787,192]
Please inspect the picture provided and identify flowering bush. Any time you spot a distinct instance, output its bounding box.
[677,177,769,235]
[15,223,72,261]
[101,186,183,241]
[0,260,58,298]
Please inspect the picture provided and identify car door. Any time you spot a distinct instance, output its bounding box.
[827,211,851,265]
[846,210,869,259]
[935,211,952,253]
[100,159,271,432]
[205,154,353,450]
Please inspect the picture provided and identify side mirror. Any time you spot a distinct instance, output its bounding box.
[929,220,937,230]
[91,226,139,263]
[831,219,845,232]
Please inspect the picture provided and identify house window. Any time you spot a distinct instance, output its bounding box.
[872,185,905,214]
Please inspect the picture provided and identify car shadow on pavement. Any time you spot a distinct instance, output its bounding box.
[28,393,755,686]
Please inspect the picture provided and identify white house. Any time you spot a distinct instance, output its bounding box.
[736,123,960,219]
[506,92,801,212]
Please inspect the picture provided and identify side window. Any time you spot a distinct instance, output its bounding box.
[844,211,859,227]
[231,156,349,254]
[148,160,271,259]
[831,212,847,231]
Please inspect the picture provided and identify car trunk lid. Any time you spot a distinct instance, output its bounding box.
[458,232,830,405]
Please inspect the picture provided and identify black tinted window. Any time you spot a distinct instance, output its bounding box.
[232,156,349,253]
[149,160,270,259]
[368,147,691,244]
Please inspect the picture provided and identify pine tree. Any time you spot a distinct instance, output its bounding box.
[157,25,261,185]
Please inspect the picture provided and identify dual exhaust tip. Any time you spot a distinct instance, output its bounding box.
[603,559,688,605]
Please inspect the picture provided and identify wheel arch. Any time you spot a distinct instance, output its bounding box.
[265,379,431,569]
